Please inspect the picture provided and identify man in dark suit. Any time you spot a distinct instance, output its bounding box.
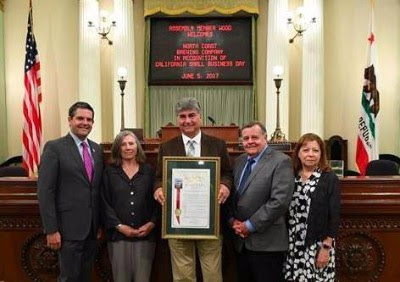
[228,121,294,282]
[38,101,104,281]
[153,97,232,282]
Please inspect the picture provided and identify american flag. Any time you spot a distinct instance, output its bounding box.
[22,0,42,177]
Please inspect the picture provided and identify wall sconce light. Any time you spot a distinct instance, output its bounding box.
[117,67,127,131]
[287,6,316,43]
[88,10,116,45]
[269,65,287,143]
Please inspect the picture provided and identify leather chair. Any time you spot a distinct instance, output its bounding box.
[379,154,400,165]
[365,160,399,176]
[344,170,361,176]
[0,166,28,177]
[0,156,23,167]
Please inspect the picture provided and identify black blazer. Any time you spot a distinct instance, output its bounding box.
[305,171,341,246]
[38,134,104,240]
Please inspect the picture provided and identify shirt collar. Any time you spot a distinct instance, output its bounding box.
[247,144,268,163]
[69,131,89,147]
[182,131,202,145]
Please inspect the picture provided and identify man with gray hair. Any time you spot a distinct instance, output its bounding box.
[154,97,232,282]
[228,121,294,281]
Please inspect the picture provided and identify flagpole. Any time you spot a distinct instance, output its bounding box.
[356,0,379,175]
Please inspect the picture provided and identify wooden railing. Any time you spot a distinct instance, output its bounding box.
[1,175,400,281]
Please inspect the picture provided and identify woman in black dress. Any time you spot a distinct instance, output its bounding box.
[284,133,340,281]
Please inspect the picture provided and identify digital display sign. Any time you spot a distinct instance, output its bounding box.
[149,17,253,85]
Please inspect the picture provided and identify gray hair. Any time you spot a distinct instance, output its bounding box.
[111,130,146,166]
[175,97,201,116]
[241,121,268,136]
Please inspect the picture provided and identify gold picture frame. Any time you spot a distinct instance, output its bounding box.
[161,156,220,239]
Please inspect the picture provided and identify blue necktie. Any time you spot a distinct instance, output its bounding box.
[237,158,255,195]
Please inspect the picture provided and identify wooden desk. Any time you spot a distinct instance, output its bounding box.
[337,176,400,282]
[1,176,399,281]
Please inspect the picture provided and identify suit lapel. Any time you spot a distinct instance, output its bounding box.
[65,134,91,184]
[88,139,99,184]
[234,155,247,184]
[200,134,210,156]
[176,136,187,156]
[240,146,272,195]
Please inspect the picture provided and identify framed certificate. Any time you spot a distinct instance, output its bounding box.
[162,157,220,239]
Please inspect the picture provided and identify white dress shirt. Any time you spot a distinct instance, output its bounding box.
[181,131,201,157]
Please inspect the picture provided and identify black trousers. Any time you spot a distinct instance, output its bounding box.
[58,233,97,282]
[237,247,285,282]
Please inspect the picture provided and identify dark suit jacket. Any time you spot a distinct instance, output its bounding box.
[305,171,340,246]
[38,134,104,241]
[154,133,232,190]
[229,146,294,252]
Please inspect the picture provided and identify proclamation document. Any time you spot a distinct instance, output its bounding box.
[171,168,210,228]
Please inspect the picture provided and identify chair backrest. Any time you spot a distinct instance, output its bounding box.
[344,170,361,176]
[0,166,28,177]
[379,154,400,165]
[125,128,144,141]
[325,135,348,172]
[365,160,400,176]
[0,156,23,168]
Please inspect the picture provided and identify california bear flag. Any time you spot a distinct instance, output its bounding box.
[356,0,379,175]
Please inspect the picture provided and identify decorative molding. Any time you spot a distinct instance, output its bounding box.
[21,232,59,280]
[340,216,400,231]
[337,231,385,282]
[0,217,42,230]
[21,232,112,279]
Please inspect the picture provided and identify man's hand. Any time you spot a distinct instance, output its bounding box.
[153,187,165,205]
[46,231,62,250]
[138,222,155,238]
[232,220,250,238]
[218,184,230,204]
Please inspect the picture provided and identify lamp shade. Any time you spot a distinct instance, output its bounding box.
[273,65,284,77]
[117,67,127,80]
